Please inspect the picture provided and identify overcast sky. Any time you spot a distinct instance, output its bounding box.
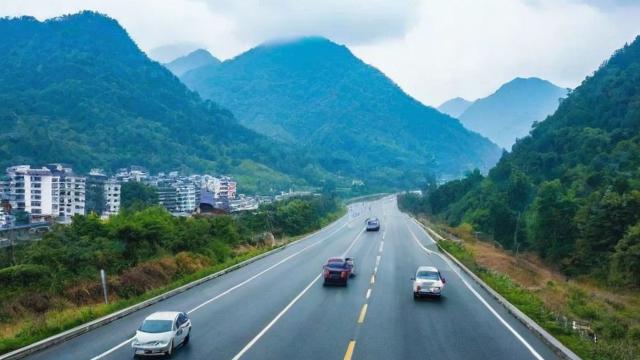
[2,0,639,106]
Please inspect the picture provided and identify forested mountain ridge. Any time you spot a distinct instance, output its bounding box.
[458,77,568,149]
[182,37,502,188]
[165,49,220,76]
[406,36,640,286]
[437,97,473,118]
[0,12,331,192]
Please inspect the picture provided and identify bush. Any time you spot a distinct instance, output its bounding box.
[0,265,51,290]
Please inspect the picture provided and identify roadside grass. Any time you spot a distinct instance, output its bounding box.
[0,249,264,355]
[435,227,640,360]
[0,207,346,355]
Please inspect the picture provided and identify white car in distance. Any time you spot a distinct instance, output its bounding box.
[412,266,446,298]
[132,311,191,357]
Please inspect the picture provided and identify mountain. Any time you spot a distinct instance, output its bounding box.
[458,77,568,149]
[182,37,501,187]
[165,49,220,77]
[0,12,330,192]
[415,36,640,285]
[437,97,473,118]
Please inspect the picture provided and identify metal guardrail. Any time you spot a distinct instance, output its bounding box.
[410,218,581,360]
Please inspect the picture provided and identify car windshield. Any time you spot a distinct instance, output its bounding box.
[139,319,173,333]
[417,271,440,280]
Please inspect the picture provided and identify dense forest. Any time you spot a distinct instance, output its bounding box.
[182,37,501,188]
[400,36,640,287]
[0,194,342,353]
[0,12,334,193]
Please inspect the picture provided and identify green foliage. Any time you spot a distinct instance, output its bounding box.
[120,181,159,210]
[0,12,336,193]
[0,264,50,290]
[401,36,640,286]
[182,37,501,189]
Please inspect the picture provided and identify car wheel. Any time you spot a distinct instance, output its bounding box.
[413,292,418,300]
[184,331,190,346]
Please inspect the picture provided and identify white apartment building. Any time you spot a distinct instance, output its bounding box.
[175,182,197,213]
[5,165,86,221]
[6,165,56,219]
[103,178,121,216]
[208,176,237,200]
[48,164,86,218]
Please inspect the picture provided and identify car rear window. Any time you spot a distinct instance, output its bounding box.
[417,271,440,280]
[140,319,173,333]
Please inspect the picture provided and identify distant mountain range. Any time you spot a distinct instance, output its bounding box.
[437,97,472,118]
[0,12,330,193]
[182,37,501,186]
[444,77,568,150]
[165,49,220,77]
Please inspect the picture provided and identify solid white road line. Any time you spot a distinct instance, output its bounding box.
[90,217,355,360]
[231,273,323,360]
[406,223,545,360]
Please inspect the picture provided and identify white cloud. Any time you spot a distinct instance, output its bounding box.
[193,0,420,45]
[1,0,639,105]
[351,0,640,105]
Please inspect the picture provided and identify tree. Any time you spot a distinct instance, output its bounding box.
[609,222,640,287]
[120,182,159,211]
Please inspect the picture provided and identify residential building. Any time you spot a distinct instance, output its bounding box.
[86,169,121,217]
[46,164,86,218]
[6,165,57,220]
[210,176,237,200]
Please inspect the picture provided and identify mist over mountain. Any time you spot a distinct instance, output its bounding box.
[0,12,330,192]
[182,37,501,187]
[165,49,220,77]
[437,97,472,118]
[458,77,568,149]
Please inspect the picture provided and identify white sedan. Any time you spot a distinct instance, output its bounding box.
[132,311,191,357]
[412,266,446,298]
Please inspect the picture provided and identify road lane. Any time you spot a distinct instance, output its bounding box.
[24,205,366,360]
[20,197,564,360]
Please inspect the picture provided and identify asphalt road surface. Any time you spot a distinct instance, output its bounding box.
[24,197,562,360]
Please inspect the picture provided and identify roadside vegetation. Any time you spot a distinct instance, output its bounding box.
[0,194,343,355]
[400,200,640,360]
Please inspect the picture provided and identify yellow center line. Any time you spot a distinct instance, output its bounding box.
[357,303,368,323]
[343,340,356,360]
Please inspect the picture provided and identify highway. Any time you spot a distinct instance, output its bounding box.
[24,197,562,360]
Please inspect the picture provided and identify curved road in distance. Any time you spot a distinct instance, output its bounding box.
[23,197,561,360]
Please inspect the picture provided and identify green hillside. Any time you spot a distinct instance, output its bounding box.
[182,37,501,188]
[0,12,331,192]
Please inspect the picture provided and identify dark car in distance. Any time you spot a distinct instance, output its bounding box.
[323,257,355,286]
[366,217,380,231]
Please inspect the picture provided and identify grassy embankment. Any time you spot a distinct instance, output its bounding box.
[0,201,346,355]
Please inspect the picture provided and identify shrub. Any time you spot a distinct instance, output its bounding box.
[0,265,51,290]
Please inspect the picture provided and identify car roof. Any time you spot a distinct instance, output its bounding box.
[145,311,182,321]
[416,266,439,273]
